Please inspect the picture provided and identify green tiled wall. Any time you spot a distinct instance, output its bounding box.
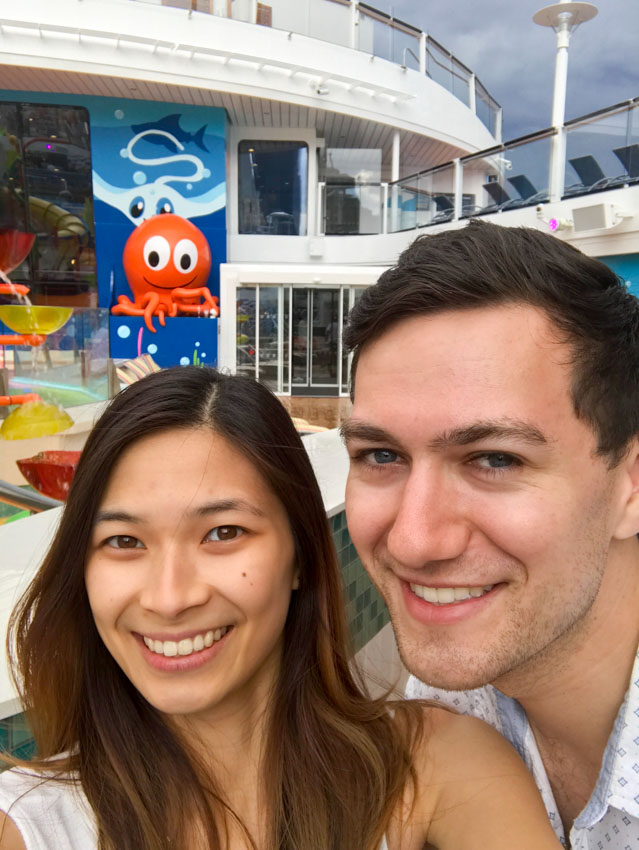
[0,712,36,769]
[330,510,389,652]
[0,510,388,769]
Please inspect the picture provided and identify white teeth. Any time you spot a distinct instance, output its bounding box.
[144,627,229,658]
[177,639,193,656]
[410,584,494,605]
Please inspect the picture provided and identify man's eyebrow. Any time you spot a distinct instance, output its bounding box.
[429,421,547,449]
[339,419,547,449]
[93,499,266,526]
[340,421,397,445]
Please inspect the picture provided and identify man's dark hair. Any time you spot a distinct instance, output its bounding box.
[344,220,639,465]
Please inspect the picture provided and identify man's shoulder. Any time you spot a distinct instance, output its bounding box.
[404,675,504,731]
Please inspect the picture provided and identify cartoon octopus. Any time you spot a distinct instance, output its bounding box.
[112,214,219,333]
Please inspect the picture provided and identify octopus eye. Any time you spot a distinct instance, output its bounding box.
[143,235,170,271]
[173,239,198,275]
[157,198,174,215]
[130,197,145,219]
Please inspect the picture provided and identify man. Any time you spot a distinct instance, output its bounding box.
[342,220,639,848]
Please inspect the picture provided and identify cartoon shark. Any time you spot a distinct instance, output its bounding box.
[131,114,209,153]
[93,128,225,224]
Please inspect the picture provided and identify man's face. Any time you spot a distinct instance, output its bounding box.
[344,305,634,691]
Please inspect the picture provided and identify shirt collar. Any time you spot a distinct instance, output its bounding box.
[574,648,639,828]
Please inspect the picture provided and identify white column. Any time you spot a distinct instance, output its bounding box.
[390,130,400,233]
[419,32,427,75]
[350,1,359,50]
[453,158,462,220]
[469,73,476,116]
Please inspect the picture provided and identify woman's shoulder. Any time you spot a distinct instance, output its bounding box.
[0,764,96,850]
[394,704,562,850]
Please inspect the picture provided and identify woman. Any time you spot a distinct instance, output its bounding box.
[0,367,561,850]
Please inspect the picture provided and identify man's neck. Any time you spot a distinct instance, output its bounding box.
[493,541,639,836]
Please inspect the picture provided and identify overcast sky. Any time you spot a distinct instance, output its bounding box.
[374,0,638,141]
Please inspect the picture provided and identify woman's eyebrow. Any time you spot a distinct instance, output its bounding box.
[94,510,140,525]
[94,499,266,526]
[191,499,267,519]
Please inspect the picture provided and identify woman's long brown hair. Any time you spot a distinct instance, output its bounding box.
[5,367,421,850]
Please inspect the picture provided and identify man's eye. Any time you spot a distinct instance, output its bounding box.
[369,449,398,465]
[204,526,244,542]
[105,535,144,549]
[473,453,521,471]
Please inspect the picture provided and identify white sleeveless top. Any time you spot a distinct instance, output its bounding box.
[1,765,391,850]
[0,767,96,849]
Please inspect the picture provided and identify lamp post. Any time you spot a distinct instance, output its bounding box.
[533,0,598,201]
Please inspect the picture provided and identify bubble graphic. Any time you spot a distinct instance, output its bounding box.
[203,169,211,178]
[187,183,193,190]
[133,171,147,186]
[117,325,131,339]
[147,343,158,354]
[180,357,190,366]
[201,353,207,358]
[195,341,201,347]
[114,109,125,120]
[120,148,128,158]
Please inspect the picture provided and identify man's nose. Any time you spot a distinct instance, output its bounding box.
[139,546,210,618]
[386,467,471,569]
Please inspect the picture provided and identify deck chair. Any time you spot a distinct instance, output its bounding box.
[482,181,511,206]
[613,144,639,180]
[507,174,549,205]
[566,155,626,195]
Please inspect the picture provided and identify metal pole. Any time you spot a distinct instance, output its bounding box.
[533,1,598,201]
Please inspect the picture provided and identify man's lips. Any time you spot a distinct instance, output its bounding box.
[399,579,504,625]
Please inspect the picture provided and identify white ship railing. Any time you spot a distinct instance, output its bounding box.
[127,0,501,136]
[317,98,639,235]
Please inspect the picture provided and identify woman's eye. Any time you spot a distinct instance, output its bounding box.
[473,453,521,471]
[204,526,243,542]
[105,535,144,549]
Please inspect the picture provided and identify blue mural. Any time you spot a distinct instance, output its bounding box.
[599,253,639,298]
[0,90,226,367]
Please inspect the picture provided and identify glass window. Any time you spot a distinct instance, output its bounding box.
[0,102,96,305]
[257,285,279,391]
[238,140,308,235]
[236,286,256,378]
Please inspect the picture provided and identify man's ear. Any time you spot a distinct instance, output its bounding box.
[613,439,639,539]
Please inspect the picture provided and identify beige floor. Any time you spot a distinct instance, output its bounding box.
[279,396,352,429]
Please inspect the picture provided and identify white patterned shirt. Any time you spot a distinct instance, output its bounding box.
[405,649,639,849]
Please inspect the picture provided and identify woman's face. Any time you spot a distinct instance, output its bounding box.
[85,427,298,721]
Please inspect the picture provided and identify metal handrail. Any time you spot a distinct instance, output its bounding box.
[0,480,62,513]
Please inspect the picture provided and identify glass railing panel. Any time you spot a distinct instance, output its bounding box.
[391,25,420,71]
[564,102,639,197]
[358,7,393,63]
[475,78,500,136]
[426,37,453,95]
[323,184,382,235]
[1,308,110,408]
[451,57,471,108]
[461,132,553,216]
[388,163,456,231]
[308,0,351,47]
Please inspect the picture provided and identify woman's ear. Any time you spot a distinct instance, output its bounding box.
[612,439,639,540]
